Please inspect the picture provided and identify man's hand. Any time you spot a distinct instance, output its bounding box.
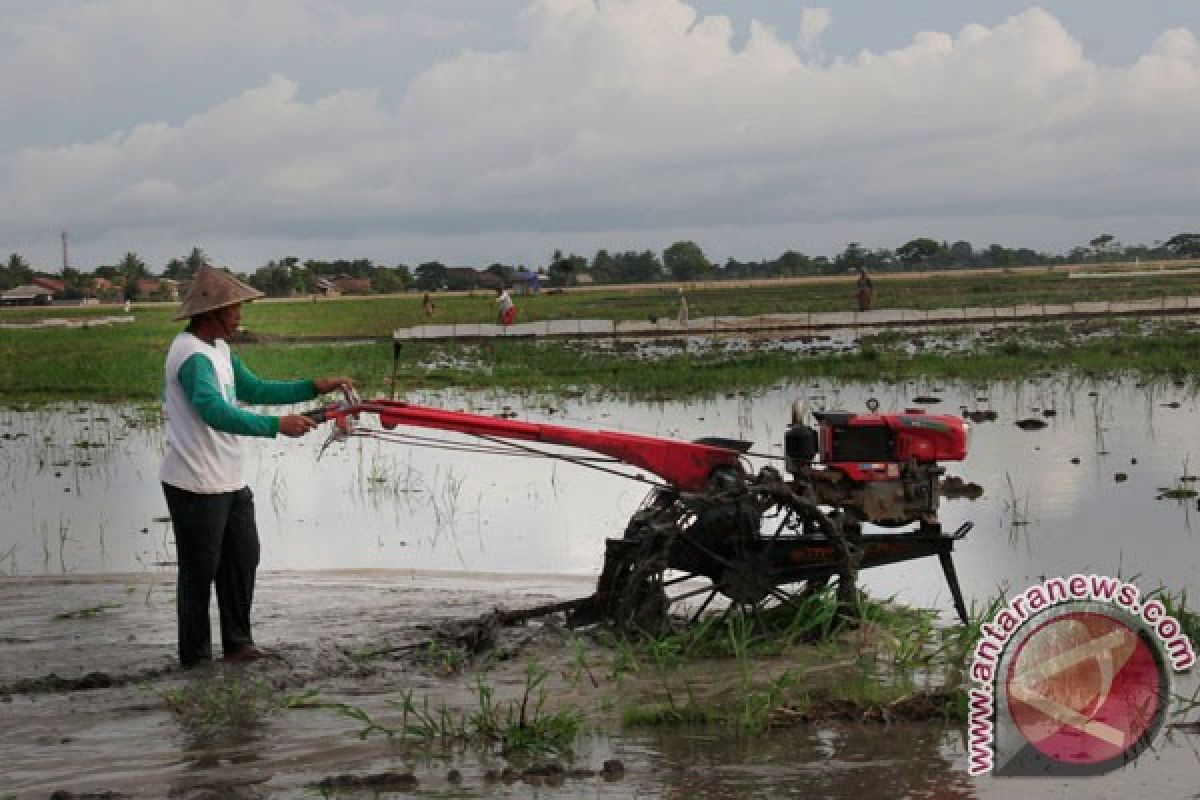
[278,414,317,438]
[314,376,354,394]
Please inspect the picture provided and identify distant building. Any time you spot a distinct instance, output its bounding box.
[32,276,66,295]
[135,277,180,300]
[511,270,541,295]
[332,275,372,294]
[0,284,55,306]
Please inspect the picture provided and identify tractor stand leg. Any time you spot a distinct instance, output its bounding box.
[938,552,970,625]
[837,519,864,618]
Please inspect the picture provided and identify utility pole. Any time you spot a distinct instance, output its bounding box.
[61,230,69,274]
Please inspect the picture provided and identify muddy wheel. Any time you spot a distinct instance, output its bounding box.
[590,478,860,635]
[659,527,829,633]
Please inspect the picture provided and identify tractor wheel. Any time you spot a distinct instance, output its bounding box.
[588,476,862,635]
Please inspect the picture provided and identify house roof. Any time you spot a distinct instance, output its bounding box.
[32,276,66,293]
[2,284,54,299]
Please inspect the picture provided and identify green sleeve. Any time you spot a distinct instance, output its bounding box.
[232,355,317,405]
[178,354,280,437]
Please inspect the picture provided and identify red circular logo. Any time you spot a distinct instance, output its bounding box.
[1005,610,1164,765]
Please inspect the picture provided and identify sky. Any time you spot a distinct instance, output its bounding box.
[2,0,1198,272]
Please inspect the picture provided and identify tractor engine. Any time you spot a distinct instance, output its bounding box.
[785,406,970,529]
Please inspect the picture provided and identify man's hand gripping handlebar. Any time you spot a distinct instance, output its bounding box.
[298,387,362,452]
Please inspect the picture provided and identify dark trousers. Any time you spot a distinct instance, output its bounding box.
[162,483,260,666]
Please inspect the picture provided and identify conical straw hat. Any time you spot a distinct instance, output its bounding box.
[172,265,264,320]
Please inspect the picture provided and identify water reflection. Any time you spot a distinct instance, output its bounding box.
[1,376,1197,618]
[636,723,976,799]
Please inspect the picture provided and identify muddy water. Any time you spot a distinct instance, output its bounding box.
[1,572,1195,798]
[2,377,1198,614]
[1,377,1198,798]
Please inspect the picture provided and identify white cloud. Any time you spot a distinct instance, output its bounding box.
[798,7,831,54]
[2,1,1199,268]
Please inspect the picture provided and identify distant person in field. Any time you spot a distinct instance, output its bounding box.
[856,267,875,312]
[496,286,517,326]
[160,266,353,668]
[677,287,689,326]
[422,292,435,318]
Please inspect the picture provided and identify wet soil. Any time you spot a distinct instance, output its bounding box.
[0,571,613,798]
[0,571,963,797]
[2,571,1196,799]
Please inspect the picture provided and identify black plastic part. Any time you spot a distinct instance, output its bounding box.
[785,425,818,468]
[693,436,753,453]
[828,424,894,462]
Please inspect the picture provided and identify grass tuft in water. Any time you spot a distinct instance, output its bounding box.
[162,674,314,730]
[329,658,582,756]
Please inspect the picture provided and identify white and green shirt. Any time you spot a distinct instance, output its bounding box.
[160,332,316,493]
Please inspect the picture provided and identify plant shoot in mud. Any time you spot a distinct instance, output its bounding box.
[1158,455,1200,500]
[1146,586,1199,642]
[1002,471,1031,537]
[161,675,311,730]
[472,659,583,756]
[327,661,581,756]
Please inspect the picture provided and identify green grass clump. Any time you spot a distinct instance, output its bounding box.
[1147,587,1199,643]
[330,659,582,757]
[162,674,312,730]
[610,585,990,734]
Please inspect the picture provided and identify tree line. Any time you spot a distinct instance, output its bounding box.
[3,233,1199,299]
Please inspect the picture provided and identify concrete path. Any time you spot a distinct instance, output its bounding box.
[0,315,134,330]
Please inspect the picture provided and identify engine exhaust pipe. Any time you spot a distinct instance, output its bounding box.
[791,398,808,426]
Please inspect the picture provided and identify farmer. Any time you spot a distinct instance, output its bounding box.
[160,265,353,668]
[496,286,517,326]
[856,267,875,312]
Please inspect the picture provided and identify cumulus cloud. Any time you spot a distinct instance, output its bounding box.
[2,0,1199,267]
[798,7,832,54]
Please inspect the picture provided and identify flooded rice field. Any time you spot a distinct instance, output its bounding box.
[2,376,1198,608]
[570,316,1196,360]
[1,375,1197,798]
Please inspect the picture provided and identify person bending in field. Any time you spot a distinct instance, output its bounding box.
[160,265,353,668]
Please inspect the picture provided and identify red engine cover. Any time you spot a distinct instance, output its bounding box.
[889,411,969,462]
[819,410,968,481]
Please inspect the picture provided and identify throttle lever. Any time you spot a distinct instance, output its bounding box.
[301,408,328,424]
